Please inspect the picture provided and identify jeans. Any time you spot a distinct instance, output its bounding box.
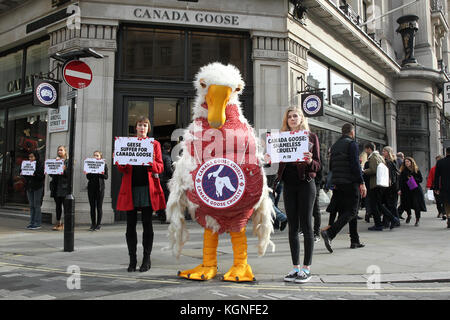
[126,206,154,258]
[283,180,315,266]
[27,188,43,227]
[327,183,360,244]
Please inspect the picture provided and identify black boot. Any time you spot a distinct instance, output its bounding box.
[128,255,137,272]
[139,254,151,272]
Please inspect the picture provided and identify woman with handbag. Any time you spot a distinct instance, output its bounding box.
[398,157,427,226]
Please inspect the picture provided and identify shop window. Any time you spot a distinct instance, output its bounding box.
[189,31,246,80]
[331,70,352,112]
[24,40,50,93]
[306,57,328,102]
[0,51,23,99]
[371,94,384,125]
[121,28,184,80]
[354,83,370,119]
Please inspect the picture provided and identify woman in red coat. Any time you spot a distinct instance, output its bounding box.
[116,116,166,272]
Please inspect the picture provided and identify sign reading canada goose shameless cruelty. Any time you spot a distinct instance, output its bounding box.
[44,159,65,175]
[21,161,36,176]
[266,131,309,163]
[83,158,105,174]
[113,137,154,166]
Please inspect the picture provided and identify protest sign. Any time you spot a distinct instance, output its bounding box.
[114,137,154,166]
[21,161,36,176]
[84,158,105,174]
[266,130,309,163]
[45,159,65,175]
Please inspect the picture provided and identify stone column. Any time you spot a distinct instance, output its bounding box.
[42,21,118,225]
[385,98,397,150]
[428,103,443,159]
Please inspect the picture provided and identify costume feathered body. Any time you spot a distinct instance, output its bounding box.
[167,63,274,282]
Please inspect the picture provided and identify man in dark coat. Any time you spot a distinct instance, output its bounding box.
[433,147,450,228]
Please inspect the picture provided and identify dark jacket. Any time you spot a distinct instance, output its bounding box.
[399,168,426,212]
[86,163,108,194]
[330,135,364,185]
[276,132,321,184]
[23,160,45,191]
[160,150,173,184]
[433,155,450,203]
[50,159,70,198]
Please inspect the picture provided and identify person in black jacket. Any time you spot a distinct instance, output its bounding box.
[156,142,173,223]
[23,151,45,230]
[433,147,450,228]
[86,151,108,231]
[50,145,70,231]
[398,157,426,226]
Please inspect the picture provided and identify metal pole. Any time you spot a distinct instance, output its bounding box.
[64,91,77,252]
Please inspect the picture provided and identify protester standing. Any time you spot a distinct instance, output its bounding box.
[50,145,70,231]
[116,116,166,272]
[275,106,320,283]
[427,155,446,219]
[23,151,45,230]
[321,123,366,253]
[381,146,401,228]
[433,147,450,228]
[398,157,426,226]
[86,151,108,231]
[156,142,173,223]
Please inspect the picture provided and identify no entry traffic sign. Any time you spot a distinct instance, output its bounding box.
[63,60,92,89]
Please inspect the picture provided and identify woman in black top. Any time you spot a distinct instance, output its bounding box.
[398,157,426,226]
[23,151,45,230]
[86,151,108,231]
[50,145,70,231]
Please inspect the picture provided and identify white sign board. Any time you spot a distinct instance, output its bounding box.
[84,158,105,174]
[113,137,154,166]
[48,105,69,133]
[45,159,65,175]
[21,161,36,176]
[266,130,310,163]
[444,82,450,103]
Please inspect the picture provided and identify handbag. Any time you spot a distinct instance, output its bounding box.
[406,176,418,190]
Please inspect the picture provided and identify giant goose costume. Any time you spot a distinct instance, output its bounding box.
[166,62,275,282]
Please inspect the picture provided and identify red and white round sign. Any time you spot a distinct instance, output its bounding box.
[63,60,92,89]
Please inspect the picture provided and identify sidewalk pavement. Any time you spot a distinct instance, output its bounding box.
[0,205,449,286]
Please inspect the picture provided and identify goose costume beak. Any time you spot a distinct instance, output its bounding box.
[206,84,232,129]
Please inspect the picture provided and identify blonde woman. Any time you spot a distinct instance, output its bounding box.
[49,145,69,231]
[399,157,427,226]
[275,106,321,283]
[381,146,401,228]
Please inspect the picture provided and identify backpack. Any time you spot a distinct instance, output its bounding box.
[376,162,389,188]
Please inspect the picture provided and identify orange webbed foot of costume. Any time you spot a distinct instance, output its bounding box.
[222,228,256,282]
[222,263,255,282]
[178,265,217,281]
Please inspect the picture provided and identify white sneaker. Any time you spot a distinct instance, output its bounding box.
[283,269,299,282]
[294,269,312,283]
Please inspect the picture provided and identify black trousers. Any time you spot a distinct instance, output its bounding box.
[434,191,446,215]
[283,180,315,266]
[126,206,154,258]
[54,196,68,221]
[327,183,360,244]
[369,187,397,226]
[88,189,104,226]
[311,184,321,236]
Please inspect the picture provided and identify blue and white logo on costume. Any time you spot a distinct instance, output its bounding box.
[36,82,57,105]
[302,94,322,115]
[195,158,246,208]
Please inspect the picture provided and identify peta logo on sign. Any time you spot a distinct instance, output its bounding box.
[301,92,324,117]
[36,82,57,105]
[195,158,246,209]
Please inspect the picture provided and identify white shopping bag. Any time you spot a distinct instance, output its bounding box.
[427,190,435,201]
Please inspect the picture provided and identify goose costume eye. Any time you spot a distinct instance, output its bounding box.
[200,79,207,89]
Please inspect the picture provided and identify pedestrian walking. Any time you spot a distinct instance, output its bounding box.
[381,146,401,228]
[321,123,366,253]
[276,106,321,283]
[398,157,426,226]
[427,155,446,219]
[433,147,450,228]
[86,151,108,231]
[396,152,404,169]
[156,142,173,223]
[49,145,70,231]
[116,116,166,272]
[23,151,45,230]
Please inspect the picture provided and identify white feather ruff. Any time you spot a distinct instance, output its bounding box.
[166,62,275,259]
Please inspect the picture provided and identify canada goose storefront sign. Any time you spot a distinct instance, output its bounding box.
[195,158,246,209]
[301,92,324,117]
[32,78,59,108]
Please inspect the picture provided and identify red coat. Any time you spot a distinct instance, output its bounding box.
[426,165,436,189]
[116,140,166,212]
